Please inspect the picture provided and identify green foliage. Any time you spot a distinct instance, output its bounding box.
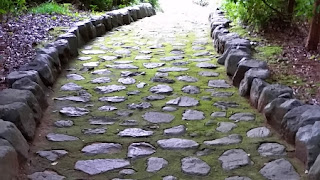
[0,0,26,14]
[144,0,159,8]
[222,0,314,29]
[30,1,71,15]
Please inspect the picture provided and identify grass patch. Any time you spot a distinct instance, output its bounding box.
[229,23,261,42]
[253,45,283,62]
[29,2,72,15]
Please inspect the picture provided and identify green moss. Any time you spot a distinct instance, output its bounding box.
[229,23,261,42]
[254,45,283,63]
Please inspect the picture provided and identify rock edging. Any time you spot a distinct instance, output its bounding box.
[0,3,155,179]
[209,8,320,179]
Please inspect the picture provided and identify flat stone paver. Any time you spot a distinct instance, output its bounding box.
[26,0,303,179]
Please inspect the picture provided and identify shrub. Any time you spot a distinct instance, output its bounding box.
[29,1,72,15]
[0,0,26,14]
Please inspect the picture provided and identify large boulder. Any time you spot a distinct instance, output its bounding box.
[217,45,251,65]
[225,38,251,52]
[46,39,71,64]
[249,78,269,107]
[0,89,42,123]
[95,23,106,37]
[102,15,112,31]
[6,70,46,90]
[257,84,293,112]
[0,102,36,140]
[212,25,228,40]
[225,51,251,76]
[296,121,320,169]
[0,139,19,180]
[264,98,303,132]
[281,105,320,144]
[0,119,29,160]
[84,20,96,40]
[128,7,139,21]
[108,10,123,26]
[57,32,79,57]
[36,46,61,71]
[239,68,270,97]
[232,59,267,86]
[309,154,320,180]
[12,77,48,109]
[217,33,239,53]
[68,26,85,48]
[119,9,131,25]
[74,21,90,43]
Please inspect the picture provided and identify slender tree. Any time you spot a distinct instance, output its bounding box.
[306,0,320,50]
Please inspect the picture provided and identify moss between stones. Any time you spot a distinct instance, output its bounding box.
[28,25,307,180]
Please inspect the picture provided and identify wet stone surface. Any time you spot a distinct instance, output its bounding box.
[26,1,303,179]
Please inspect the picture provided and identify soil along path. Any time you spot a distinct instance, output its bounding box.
[24,0,304,179]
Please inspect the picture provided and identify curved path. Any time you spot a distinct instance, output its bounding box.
[24,0,304,179]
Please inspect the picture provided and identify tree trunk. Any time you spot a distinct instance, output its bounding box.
[306,0,320,50]
[287,0,295,18]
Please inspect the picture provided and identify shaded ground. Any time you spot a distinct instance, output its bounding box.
[21,0,305,179]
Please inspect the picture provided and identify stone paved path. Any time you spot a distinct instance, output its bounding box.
[25,0,305,179]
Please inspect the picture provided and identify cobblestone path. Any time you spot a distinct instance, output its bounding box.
[25,0,305,179]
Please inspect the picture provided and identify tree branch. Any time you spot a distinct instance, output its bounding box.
[261,0,285,18]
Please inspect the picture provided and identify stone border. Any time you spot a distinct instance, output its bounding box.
[209,8,320,178]
[0,3,155,179]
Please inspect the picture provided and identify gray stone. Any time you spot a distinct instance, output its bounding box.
[167,96,199,107]
[163,175,177,180]
[120,120,138,126]
[225,51,250,76]
[218,149,250,171]
[229,113,255,122]
[247,127,270,138]
[128,102,152,110]
[0,139,19,180]
[118,128,153,137]
[172,61,189,66]
[196,149,214,156]
[196,62,217,69]
[119,169,136,175]
[81,143,122,155]
[116,110,134,117]
[143,112,175,123]
[225,38,251,52]
[239,68,270,96]
[295,121,320,168]
[176,75,198,82]
[249,78,269,107]
[46,133,79,142]
[225,176,252,180]
[0,102,36,140]
[181,157,211,176]
[60,107,89,117]
[150,85,173,94]
[182,85,200,94]
[114,60,133,64]
[192,46,205,50]
[160,56,184,61]
[309,154,320,180]
[78,56,92,61]
[258,143,286,157]
[143,62,165,69]
[191,58,211,62]
[60,82,82,91]
[208,80,231,88]
[95,85,126,94]
[211,111,227,118]
[213,101,239,110]
[127,142,156,159]
[118,77,136,85]
[194,51,210,57]
[66,74,85,81]
[91,77,111,84]
[158,67,189,72]
[100,55,119,61]
[89,117,117,125]
[259,158,300,180]
[157,138,199,149]
[232,59,268,87]
[204,134,242,146]
[162,106,177,112]
[147,157,168,172]
[106,64,138,69]
[91,69,112,75]
[28,171,65,180]
[164,125,186,135]
[75,159,130,175]
[257,84,293,112]
[127,90,140,96]
[0,120,29,160]
[140,50,152,54]
[120,71,145,77]
[83,62,99,68]
[264,98,303,132]
[182,109,205,120]
[151,77,175,84]
[82,127,106,135]
[199,71,220,77]
[0,89,42,123]
[211,91,233,97]
[137,82,147,88]
[54,120,73,128]
[135,55,152,60]
[114,49,131,56]
[55,90,92,103]
[146,95,165,101]
[82,50,106,55]
[37,150,68,161]
[6,70,45,89]
[216,122,237,133]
